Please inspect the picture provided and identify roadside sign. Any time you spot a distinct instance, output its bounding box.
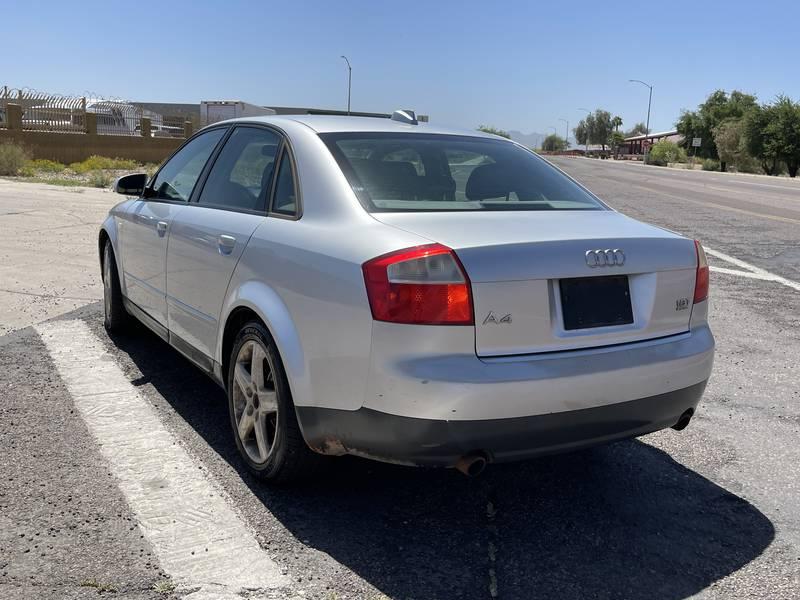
[692,137,702,147]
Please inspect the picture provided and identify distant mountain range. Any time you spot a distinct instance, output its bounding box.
[508,130,549,149]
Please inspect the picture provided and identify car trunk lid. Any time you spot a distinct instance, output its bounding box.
[373,211,698,356]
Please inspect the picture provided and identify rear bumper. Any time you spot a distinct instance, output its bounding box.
[297,323,714,466]
[298,380,707,466]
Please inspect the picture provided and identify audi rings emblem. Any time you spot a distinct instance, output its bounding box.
[585,249,625,267]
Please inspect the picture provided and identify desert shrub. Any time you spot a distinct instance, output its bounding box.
[88,170,113,188]
[647,140,687,166]
[27,158,66,173]
[732,154,762,174]
[702,158,720,171]
[0,142,31,175]
[70,155,138,174]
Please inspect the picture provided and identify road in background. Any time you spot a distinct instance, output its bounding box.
[549,157,800,280]
[1,169,799,599]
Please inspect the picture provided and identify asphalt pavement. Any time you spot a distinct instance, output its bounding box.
[1,163,799,599]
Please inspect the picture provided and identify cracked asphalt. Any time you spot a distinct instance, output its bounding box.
[1,163,799,599]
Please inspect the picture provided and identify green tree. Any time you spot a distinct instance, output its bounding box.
[625,122,647,137]
[589,109,613,152]
[541,134,568,152]
[477,125,511,139]
[743,96,800,177]
[573,121,588,146]
[771,95,800,177]
[713,119,747,172]
[609,131,626,157]
[676,89,757,170]
[744,104,782,175]
[574,110,616,151]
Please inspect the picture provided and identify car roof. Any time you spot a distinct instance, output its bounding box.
[218,114,502,138]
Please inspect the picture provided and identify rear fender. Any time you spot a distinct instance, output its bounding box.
[217,280,310,409]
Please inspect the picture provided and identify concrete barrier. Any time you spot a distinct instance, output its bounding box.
[0,129,183,164]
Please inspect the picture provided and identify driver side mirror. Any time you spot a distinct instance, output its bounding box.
[114,173,148,196]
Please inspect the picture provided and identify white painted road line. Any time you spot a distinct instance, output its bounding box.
[705,247,800,292]
[36,320,290,599]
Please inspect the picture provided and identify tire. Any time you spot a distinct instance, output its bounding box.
[102,241,129,333]
[227,321,321,483]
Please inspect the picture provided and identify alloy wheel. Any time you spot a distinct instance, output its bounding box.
[231,339,279,464]
[103,247,112,320]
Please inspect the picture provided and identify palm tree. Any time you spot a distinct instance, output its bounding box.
[610,116,624,158]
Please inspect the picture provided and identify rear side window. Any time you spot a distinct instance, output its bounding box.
[198,126,281,212]
[150,128,225,201]
[270,150,298,217]
[321,133,604,212]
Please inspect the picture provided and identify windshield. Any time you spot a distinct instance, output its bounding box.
[321,132,605,212]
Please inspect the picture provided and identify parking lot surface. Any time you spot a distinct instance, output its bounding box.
[1,162,799,599]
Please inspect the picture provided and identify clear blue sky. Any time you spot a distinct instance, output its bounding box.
[5,0,800,138]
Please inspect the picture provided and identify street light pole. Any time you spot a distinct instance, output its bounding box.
[340,55,352,115]
[578,108,590,155]
[629,79,653,163]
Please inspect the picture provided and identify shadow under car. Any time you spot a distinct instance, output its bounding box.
[104,316,774,600]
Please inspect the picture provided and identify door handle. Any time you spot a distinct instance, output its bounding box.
[218,234,236,255]
[156,221,168,237]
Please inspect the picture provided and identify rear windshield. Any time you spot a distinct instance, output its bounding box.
[320,132,605,212]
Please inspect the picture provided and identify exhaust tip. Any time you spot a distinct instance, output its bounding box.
[455,453,488,477]
[672,408,694,431]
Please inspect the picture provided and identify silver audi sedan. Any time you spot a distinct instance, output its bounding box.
[99,111,714,482]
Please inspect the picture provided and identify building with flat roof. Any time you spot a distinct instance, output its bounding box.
[620,130,681,156]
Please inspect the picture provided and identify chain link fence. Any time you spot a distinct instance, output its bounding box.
[0,86,187,137]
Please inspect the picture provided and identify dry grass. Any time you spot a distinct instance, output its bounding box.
[0,142,31,175]
[6,154,160,190]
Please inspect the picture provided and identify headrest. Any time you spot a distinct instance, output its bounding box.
[465,162,513,200]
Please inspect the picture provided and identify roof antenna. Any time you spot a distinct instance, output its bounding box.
[391,109,418,125]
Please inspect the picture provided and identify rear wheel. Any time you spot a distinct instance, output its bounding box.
[102,241,129,333]
[227,321,321,483]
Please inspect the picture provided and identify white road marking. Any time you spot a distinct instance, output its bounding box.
[35,319,290,598]
[705,247,800,292]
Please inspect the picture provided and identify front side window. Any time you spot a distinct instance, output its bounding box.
[322,133,605,212]
[150,128,226,201]
[197,127,281,212]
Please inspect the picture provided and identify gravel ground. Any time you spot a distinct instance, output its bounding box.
[0,326,172,599]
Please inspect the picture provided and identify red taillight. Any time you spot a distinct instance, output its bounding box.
[362,243,474,325]
[694,240,709,303]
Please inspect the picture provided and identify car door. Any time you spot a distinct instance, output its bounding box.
[118,128,226,328]
[165,125,283,359]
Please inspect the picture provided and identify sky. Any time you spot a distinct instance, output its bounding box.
[4,0,800,140]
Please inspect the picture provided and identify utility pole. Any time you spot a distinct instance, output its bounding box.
[340,55,352,115]
[629,79,653,163]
